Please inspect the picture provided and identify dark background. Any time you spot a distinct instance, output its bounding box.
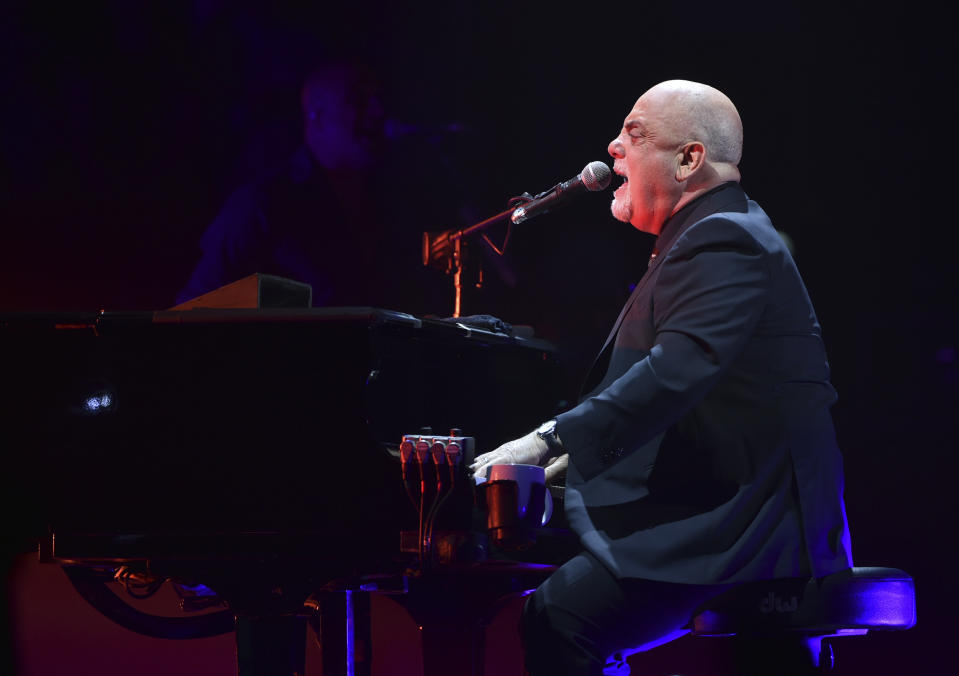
[2,0,955,673]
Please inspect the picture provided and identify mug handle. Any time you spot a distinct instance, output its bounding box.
[541,488,553,526]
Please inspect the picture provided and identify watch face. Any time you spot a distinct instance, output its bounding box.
[537,420,556,436]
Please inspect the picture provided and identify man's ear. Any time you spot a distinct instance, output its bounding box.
[675,141,706,181]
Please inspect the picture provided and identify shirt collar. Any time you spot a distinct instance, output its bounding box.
[652,181,746,258]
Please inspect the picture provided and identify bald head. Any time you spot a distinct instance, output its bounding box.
[608,80,744,234]
[642,80,743,167]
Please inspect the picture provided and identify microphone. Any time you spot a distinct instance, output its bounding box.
[510,161,612,224]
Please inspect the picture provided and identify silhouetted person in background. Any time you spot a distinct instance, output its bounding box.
[176,61,448,314]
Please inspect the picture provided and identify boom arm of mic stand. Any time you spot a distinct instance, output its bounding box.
[453,204,521,241]
[422,199,531,318]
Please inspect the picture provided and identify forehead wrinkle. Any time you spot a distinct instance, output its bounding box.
[624,109,671,147]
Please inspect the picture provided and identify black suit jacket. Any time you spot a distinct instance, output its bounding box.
[556,182,853,584]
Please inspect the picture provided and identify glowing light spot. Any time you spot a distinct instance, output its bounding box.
[180,583,217,597]
[82,392,115,414]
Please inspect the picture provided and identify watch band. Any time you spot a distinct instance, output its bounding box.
[536,419,565,457]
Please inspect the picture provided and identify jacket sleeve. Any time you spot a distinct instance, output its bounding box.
[556,217,771,481]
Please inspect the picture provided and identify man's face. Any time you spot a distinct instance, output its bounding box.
[303,79,386,171]
[607,91,683,235]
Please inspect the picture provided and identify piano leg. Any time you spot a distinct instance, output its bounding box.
[311,564,556,675]
[311,585,487,675]
[312,590,372,676]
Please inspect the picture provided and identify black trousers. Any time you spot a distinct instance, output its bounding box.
[522,550,731,676]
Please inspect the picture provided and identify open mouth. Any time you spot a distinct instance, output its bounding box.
[613,175,628,198]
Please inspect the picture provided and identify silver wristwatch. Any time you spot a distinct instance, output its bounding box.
[536,419,564,457]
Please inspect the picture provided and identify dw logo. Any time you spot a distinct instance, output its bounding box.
[760,591,799,613]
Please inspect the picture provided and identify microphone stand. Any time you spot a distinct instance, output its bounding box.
[423,197,531,318]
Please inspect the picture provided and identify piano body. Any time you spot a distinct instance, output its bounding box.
[1,304,569,674]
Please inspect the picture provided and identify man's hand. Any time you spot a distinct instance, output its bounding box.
[469,429,551,480]
[544,453,569,483]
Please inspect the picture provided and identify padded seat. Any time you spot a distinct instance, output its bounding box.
[604,567,916,674]
[692,566,916,636]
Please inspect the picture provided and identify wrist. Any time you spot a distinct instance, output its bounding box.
[535,419,564,458]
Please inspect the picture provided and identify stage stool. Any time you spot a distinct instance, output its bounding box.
[603,566,917,675]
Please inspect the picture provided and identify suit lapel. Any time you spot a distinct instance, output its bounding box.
[578,183,749,399]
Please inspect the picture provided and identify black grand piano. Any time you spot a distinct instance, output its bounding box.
[1,289,573,675]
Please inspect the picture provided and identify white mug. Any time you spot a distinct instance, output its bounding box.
[487,463,553,526]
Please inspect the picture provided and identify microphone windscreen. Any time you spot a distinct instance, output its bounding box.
[581,161,612,191]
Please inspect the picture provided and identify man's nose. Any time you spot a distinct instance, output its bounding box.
[608,137,624,159]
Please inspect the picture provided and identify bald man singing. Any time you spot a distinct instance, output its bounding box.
[471,81,853,674]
